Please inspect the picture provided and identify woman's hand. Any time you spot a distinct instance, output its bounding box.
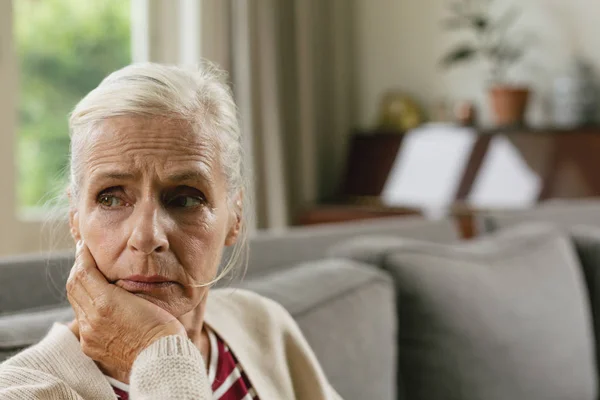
[66,241,187,375]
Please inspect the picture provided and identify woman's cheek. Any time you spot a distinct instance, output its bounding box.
[176,236,217,284]
[81,210,126,277]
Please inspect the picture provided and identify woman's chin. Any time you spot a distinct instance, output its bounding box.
[128,290,191,318]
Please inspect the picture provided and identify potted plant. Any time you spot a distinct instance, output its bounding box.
[440,0,533,126]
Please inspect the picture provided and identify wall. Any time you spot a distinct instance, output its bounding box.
[354,0,600,128]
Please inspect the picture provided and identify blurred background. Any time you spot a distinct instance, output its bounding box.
[2,0,600,255]
[4,3,600,398]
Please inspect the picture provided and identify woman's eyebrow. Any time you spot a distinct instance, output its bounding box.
[104,172,137,180]
[167,169,214,185]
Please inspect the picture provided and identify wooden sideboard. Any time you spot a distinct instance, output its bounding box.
[296,203,481,239]
[296,204,422,226]
[297,125,600,238]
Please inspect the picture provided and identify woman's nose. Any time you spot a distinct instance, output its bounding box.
[127,203,169,255]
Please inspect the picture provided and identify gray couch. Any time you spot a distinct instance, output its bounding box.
[0,216,459,400]
[8,203,600,400]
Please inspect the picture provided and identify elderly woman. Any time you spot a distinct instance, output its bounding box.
[0,63,340,400]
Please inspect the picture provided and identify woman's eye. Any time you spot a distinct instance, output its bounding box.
[98,194,124,208]
[170,195,204,208]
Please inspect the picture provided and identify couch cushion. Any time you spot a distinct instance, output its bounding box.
[0,251,73,314]
[331,224,597,400]
[240,259,397,400]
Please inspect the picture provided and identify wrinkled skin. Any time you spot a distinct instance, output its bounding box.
[66,116,241,383]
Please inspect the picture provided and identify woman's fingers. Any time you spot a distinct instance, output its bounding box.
[67,319,80,339]
[73,241,110,299]
[67,240,108,323]
[67,288,88,341]
[67,274,94,317]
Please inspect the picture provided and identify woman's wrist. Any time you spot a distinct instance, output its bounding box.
[145,322,188,350]
[139,335,200,359]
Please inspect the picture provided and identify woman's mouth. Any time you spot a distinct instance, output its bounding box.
[117,275,178,292]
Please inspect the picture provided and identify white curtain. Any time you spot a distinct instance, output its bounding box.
[228,0,357,229]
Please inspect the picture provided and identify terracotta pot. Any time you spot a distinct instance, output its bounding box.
[489,86,531,126]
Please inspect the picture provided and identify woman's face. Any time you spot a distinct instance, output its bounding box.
[69,116,240,317]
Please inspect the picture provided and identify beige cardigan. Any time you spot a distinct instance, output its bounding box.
[0,289,341,399]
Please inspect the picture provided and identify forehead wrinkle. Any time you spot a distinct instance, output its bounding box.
[83,116,221,184]
[100,117,217,157]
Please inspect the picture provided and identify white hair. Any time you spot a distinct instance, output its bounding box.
[68,62,250,285]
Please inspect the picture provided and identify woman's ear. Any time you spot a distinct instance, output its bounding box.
[69,209,81,243]
[67,188,81,243]
[225,193,243,247]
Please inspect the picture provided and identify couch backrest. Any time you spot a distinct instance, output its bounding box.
[236,216,459,277]
[0,252,73,315]
[480,200,600,233]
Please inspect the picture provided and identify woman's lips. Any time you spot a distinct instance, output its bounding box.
[118,275,178,292]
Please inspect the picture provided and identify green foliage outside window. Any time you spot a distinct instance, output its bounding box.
[15,0,130,209]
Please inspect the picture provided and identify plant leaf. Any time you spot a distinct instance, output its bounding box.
[470,15,489,31]
[441,45,478,67]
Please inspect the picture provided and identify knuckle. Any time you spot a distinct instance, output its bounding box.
[95,297,111,317]
[80,340,93,356]
[75,264,89,280]
[67,267,79,286]
[88,316,100,330]
[79,323,92,337]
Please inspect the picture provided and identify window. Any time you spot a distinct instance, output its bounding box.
[15,0,131,211]
[1,0,223,255]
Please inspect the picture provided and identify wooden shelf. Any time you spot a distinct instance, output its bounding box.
[296,204,421,226]
[298,124,600,239]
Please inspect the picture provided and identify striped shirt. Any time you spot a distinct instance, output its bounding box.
[108,328,258,400]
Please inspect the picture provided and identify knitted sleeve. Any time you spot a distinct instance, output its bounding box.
[129,335,212,400]
[0,365,82,400]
